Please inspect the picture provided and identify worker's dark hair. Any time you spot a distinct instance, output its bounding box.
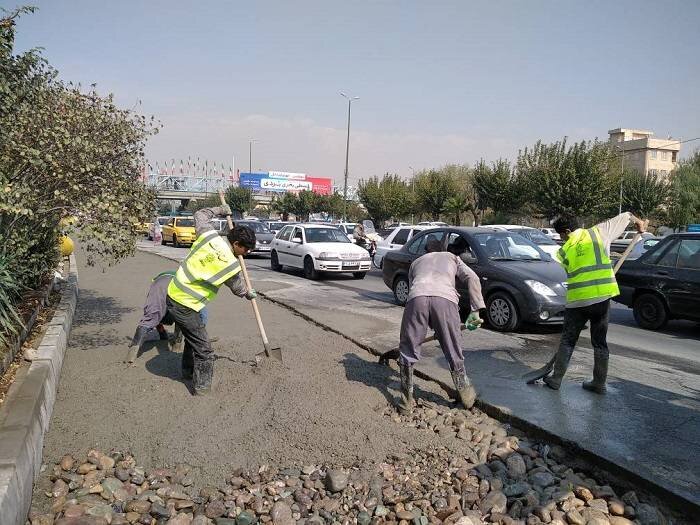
[228,225,256,249]
[552,215,580,235]
[426,238,443,253]
[447,236,469,255]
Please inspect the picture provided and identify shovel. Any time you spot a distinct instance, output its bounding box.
[218,190,283,363]
[523,221,648,384]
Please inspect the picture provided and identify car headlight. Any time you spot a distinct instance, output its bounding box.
[525,280,557,297]
[318,252,340,260]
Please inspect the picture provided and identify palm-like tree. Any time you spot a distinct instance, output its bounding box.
[442,194,468,226]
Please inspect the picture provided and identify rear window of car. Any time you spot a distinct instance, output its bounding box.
[237,221,270,233]
[176,218,194,227]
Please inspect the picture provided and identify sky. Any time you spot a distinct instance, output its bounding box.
[10,0,700,187]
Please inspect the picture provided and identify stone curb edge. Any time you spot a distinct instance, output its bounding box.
[0,254,79,525]
[137,247,698,515]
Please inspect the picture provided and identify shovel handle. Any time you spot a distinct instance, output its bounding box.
[218,190,272,357]
[613,219,649,274]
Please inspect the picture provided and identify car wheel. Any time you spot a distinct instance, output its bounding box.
[633,293,668,330]
[393,275,410,306]
[303,256,318,280]
[161,236,167,245]
[372,254,383,270]
[270,251,282,271]
[352,272,367,280]
[486,291,520,332]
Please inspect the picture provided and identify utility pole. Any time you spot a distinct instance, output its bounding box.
[409,166,416,224]
[618,142,624,215]
[340,92,359,221]
[249,139,258,174]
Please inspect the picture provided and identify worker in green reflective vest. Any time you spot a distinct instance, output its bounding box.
[166,206,257,395]
[542,212,646,394]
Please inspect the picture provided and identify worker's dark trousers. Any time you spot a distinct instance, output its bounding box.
[399,296,464,370]
[555,300,610,377]
[166,297,213,391]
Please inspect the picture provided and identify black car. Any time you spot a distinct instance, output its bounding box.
[615,233,700,329]
[382,227,568,331]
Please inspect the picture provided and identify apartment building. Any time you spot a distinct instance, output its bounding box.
[607,128,681,177]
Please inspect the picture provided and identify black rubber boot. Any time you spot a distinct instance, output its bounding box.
[543,346,574,391]
[181,344,194,380]
[129,326,149,348]
[451,361,477,409]
[397,360,414,415]
[193,360,214,395]
[583,354,608,394]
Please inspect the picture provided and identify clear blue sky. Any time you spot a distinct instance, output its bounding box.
[11,0,700,185]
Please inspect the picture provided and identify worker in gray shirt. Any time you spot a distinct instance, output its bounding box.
[397,236,486,414]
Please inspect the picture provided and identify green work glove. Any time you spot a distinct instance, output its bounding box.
[465,311,483,331]
[245,289,257,300]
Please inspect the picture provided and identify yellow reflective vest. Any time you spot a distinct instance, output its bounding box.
[556,227,619,304]
[167,230,241,312]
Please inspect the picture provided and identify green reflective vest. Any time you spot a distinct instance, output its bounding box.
[167,230,241,312]
[556,227,619,304]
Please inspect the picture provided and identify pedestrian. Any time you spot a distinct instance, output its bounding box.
[165,205,257,395]
[153,218,163,246]
[538,212,646,394]
[397,236,485,414]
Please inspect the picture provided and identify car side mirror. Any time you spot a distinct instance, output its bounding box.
[460,252,477,264]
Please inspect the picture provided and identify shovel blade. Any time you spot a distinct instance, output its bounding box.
[255,347,283,364]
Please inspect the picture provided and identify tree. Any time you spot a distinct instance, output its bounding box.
[357,174,412,225]
[414,168,457,220]
[473,158,524,220]
[516,138,616,220]
[666,151,700,230]
[270,192,297,221]
[442,194,469,225]
[224,186,253,218]
[619,169,669,219]
[289,190,318,221]
[1,7,158,291]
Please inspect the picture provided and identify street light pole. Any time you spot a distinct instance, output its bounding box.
[249,140,255,173]
[409,166,415,224]
[340,92,359,221]
[618,142,624,215]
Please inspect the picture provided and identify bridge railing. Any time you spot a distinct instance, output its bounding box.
[146,173,232,193]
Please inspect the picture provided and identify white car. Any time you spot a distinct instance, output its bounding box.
[373,225,434,268]
[540,227,561,242]
[490,225,560,258]
[417,221,449,227]
[270,224,372,280]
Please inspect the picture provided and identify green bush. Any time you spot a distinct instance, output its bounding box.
[0,253,25,348]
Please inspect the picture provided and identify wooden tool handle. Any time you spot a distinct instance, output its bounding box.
[218,190,271,356]
[613,219,649,274]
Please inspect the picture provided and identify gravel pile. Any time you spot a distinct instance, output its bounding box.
[32,401,668,525]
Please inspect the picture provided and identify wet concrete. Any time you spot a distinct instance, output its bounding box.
[138,241,700,508]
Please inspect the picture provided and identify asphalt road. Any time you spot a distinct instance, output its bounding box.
[240,254,700,373]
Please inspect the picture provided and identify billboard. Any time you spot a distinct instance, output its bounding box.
[239,171,332,195]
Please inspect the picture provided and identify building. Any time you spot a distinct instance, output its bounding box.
[608,128,681,177]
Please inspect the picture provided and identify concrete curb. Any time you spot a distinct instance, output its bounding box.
[137,247,697,515]
[0,254,79,525]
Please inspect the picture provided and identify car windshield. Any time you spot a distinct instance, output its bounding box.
[239,222,270,233]
[510,228,557,245]
[475,232,544,261]
[176,218,194,227]
[305,228,351,243]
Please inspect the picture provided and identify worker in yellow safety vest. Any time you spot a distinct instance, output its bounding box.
[538,212,646,394]
[165,205,257,395]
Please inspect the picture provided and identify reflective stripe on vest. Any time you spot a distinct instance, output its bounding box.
[559,227,619,303]
[167,230,241,311]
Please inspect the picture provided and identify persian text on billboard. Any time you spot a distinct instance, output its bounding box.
[261,178,312,191]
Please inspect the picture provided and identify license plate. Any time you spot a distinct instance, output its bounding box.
[343,262,359,269]
[257,246,271,251]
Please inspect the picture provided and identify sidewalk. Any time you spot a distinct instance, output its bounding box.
[137,243,700,510]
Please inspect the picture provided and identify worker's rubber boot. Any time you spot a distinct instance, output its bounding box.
[543,346,574,391]
[193,360,213,396]
[397,360,414,415]
[129,326,149,348]
[582,354,609,394]
[181,346,194,380]
[451,362,477,410]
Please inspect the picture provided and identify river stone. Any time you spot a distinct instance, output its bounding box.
[504,482,530,497]
[114,469,130,482]
[396,510,415,520]
[374,505,389,517]
[607,500,624,516]
[325,469,349,492]
[102,478,123,497]
[589,499,609,513]
[581,508,609,524]
[608,518,634,525]
[53,479,70,498]
[506,454,527,478]
[63,505,85,518]
[151,502,172,518]
[530,471,556,488]
[61,455,76,471]
[166,515,193,525]
[271,501,293,525]
[125,500,151,514]
[635,504,662,525]
[479,491,507,515]
[565,510,584,525]
[192,517,214,525]
[205,500,226,519]
[357,511,371,525]
[213,519,236,525]
[86,503,113,522]
[574,487,593,502]
[236,511,256,525]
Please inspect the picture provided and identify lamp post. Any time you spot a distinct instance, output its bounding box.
[340,92,359,221]
[249,139,258,174]
[409,166,416,224]
[618,143,625,215]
